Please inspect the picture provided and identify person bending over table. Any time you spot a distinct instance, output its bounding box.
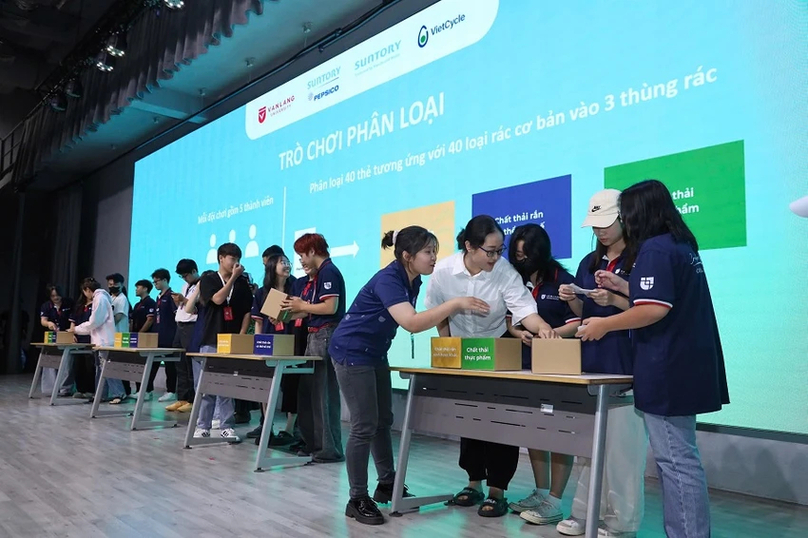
[329,226,489,526]
[424,215,558,518]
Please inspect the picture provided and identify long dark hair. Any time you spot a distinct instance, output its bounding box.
[508,224,566,284]
[620,179,698,253]
[382,226,438,263]
[457,215,504,251]
[263,254,294,294]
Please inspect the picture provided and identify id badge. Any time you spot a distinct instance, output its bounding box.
[275,322,285,332]
[295,318,303,328]
[223,306,234,321]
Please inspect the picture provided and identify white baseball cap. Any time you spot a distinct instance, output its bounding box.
[581,189,621,228]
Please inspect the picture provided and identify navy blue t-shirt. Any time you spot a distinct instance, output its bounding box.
[69,302,92,344]
[131,297,156,333]
[154,289,178,348]
[575,252,633,375]
[40,299,74,331]
[629,233,729,416]
[305,258,346,328]
[330,261,419,366]
[519,269,580,368]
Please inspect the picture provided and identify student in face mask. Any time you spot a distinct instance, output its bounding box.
[504,224,581,521]
[106,273,131,334]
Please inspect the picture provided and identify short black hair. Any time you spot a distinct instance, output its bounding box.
[151,268,171,282]
[456,215,504,250]
[45,284,64,297]
[262,245,285,259]
[175,259,198,276]
[218,243,242,260]
[135,279,153,293]
[105,273,125,284]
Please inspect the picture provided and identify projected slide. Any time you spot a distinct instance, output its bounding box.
[131,0,808,434]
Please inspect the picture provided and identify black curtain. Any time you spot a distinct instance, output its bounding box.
[13,0,265,186]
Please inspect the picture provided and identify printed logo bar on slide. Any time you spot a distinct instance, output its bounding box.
[244,0,500,140]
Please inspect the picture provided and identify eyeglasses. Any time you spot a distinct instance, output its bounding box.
[479,246,505,258]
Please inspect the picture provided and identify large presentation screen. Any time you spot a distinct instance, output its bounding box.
[131,0,808,434]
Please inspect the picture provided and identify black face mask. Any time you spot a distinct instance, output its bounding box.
[512,258,529,275]
[108,285,120,294]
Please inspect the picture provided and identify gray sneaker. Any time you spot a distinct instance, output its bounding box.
[598,524,637,537]
[520,498,563,525]
[509,488,546,513]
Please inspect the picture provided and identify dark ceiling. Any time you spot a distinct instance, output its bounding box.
[0,0,115,95]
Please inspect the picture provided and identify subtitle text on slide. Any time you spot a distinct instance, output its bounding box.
[196,195,274,225]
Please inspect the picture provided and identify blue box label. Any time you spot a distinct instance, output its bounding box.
[253,334,276,356]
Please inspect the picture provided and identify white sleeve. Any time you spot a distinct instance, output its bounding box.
[424,268,445,310]
[500,263,537,327]
[75,294,104,334]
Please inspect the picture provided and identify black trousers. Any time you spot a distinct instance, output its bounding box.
[74,354,96,394]
[138,360,177,393]
[459,438,520,491]
[174,322,196,402]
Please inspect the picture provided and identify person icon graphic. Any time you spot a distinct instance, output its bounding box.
[245,224,259,258]
[229,229,236,243]
[206,234,217,264]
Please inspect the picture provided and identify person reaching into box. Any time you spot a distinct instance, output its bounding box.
[329,226,489,526]
[424,215,558,519]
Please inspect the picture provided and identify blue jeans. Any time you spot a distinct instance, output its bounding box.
[644,413,711,537]
[194,346,233,430]
[95,350,124,400]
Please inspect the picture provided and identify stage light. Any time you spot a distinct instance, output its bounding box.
[164,0,185,9]
[95,51,115,72]
[105,32,128,57]
[64,78,83,98]
[49,92,68,112]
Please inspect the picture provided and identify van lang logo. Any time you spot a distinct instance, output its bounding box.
[419,13,466,48]
[307,66,341,90]
[260,95,295,122]
[309,85,340,102]
[354,40,401,72]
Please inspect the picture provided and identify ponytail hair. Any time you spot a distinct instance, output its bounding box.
[381,226,438,263]
[456,215,504,251]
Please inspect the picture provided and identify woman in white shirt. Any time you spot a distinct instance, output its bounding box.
[425,215,558,518]
[72,278,125,402]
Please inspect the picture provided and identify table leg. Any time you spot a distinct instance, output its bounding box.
[254,363,307,471]
[89,354,106,419]
[184,362,206,448]
[29,349,45,398]
[585,384,610,538]
[49,349,72,406]
[390,373,453,516]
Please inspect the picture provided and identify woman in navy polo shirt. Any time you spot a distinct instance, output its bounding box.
[329,226,489,526]
[39,285,75,396]
[533,189,647,537]
[250,253,300,445]
[282,233,346,464]
[504,224,582,522]
[579,180,729,538]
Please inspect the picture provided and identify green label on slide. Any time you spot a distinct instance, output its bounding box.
[604,140,746,250]
[461,338,495,370]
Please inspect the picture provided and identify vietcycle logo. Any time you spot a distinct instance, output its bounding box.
[258,96,295,124]
[418,13,466,48]
[418,25,428,48]
[308,85,340,102]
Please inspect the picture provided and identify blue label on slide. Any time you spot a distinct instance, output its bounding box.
[472,174,572,258]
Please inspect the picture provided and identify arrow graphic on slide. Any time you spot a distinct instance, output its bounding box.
[331,241,360,258]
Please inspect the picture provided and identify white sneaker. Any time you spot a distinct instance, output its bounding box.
[193,428,210,438]
[211,419,221,430]
[509,488,546,513]
[221,428,241,443]
[132,391,153,401]
[520,498,563,525]
[557,516,586,536]
[157,392,176,403]
[598,524,636,537]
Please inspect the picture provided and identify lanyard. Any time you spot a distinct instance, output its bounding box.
[218,272,234,304]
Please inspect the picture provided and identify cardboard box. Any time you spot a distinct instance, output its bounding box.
[431,337,462,368]
[114,332,159,348]
[461,338,522,371]
[531,338,582,375]
[44,331,74,344]
[260,287,291,323]
[253,334,296,356]
[217,334,255,355]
